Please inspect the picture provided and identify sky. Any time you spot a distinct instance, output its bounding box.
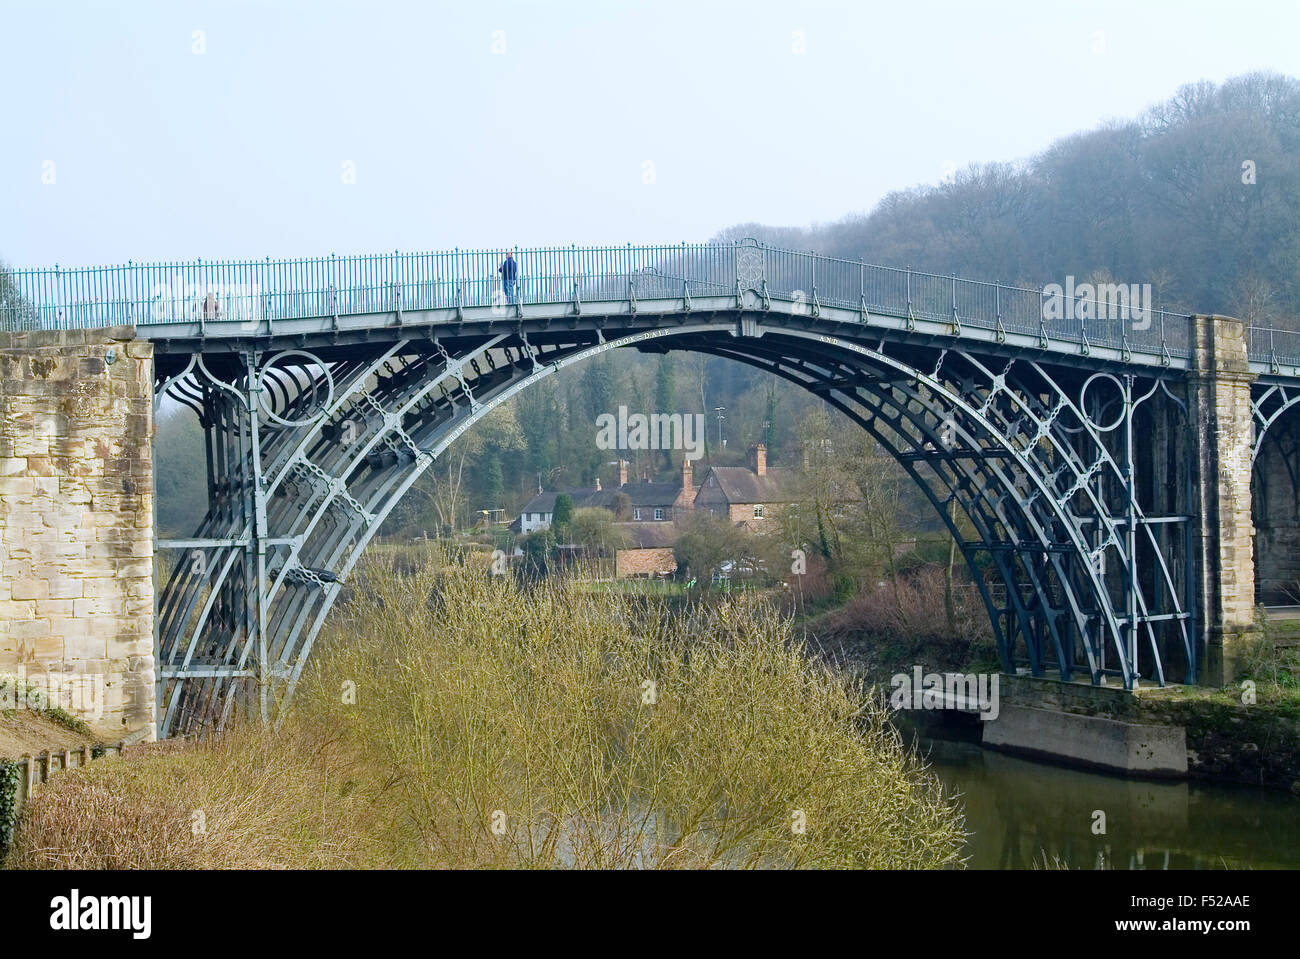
[2,0,1298,268]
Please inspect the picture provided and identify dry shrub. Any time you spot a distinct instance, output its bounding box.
[6,723,398,869]
[778,550,838,613]
[811,566,995,668]
[10,552,966,869]
[295,552,966,868]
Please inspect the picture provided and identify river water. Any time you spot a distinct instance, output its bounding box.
[921,738,1300,869]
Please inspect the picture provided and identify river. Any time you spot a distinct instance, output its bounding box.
[921,737,1300,869]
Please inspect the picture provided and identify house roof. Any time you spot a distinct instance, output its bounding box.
[617,482,683,507]
[700,466,800,505]
[521,480,683,516]
[520,491,562,514]
[613,522,681,549]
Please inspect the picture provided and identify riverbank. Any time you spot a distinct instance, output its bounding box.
[805,601,1300,793]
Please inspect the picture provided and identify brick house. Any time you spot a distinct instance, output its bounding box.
[692,444,797,531]
[613,522,680,577]
[518,459,696,534]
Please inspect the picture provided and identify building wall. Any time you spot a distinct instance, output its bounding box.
[520,511,552,535]
[630,505,673,522]
[0,327,155,738]
[615,547,677,577]
[692,474,729,518]
[691,474,787,529]
[728,502,780,528]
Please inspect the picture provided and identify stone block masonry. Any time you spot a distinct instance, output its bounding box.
[1189,314,1259,685]
[0,327,155,739]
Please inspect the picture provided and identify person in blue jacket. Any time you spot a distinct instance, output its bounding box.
[499,251,518,305]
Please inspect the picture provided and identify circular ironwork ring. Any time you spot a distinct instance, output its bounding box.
[256,349,335,427]
[1080,372,1126,433]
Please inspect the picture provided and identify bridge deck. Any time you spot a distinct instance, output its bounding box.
[8,240,1291,374]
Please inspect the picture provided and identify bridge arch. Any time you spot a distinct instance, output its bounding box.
[1252,390,1300,605]
[154,314,1195,735]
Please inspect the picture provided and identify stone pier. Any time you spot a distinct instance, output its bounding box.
[1189,314,1259,685]
[0,327,155,739]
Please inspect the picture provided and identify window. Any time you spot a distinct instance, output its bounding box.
[753,505,764,519]
[633,508,642,521]
[654,508,664,521]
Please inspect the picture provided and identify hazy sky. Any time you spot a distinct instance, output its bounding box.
[3,0,1298,267]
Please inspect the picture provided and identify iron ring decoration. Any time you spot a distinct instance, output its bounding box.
[1079,371,1127,433]
[256,349,336,427]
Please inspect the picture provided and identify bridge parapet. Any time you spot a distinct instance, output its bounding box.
[2,241,1207,367]
[0,326,155,737]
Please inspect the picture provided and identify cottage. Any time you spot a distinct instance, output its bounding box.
[518,459,695,533]
[692,444,796,531]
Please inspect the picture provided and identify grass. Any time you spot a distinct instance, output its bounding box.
[0,674,96,737]
[1134,611,1300,718]
[5,728,399,869]
[7,551,967,869]
[579,578,686,597]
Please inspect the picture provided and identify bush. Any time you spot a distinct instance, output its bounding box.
[8,552,966,870]
[809,565,997,675]
[6,726,398,869]
[300,553,967,868]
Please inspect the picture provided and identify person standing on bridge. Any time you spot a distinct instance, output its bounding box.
[499,250,519,306]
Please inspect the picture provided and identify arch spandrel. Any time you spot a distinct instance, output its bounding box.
[154,316,1195,736]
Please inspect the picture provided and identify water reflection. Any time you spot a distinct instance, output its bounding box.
[922,739,1300,869]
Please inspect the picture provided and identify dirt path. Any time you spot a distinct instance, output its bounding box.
[0,711,103,759]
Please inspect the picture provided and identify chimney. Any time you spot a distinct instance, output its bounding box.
[680,457,694,496]
[618,459,629,487]
[641,468,649,483]
[748,443,767,477]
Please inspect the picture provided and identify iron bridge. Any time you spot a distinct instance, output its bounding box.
[6,240,1298,735]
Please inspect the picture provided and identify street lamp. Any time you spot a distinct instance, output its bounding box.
[714,407,726,450]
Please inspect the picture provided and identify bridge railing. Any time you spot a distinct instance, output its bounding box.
[1250,325,1300,369]
[0,241,1223,364]
[760,246,1194,360]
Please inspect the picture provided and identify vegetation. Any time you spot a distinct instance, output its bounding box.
[1244,615,1300,705]
[0,674,96,737]
[565,506,624,556]
[0,262,38,331]
[805,567,999,685]
[154,407,209,537]
[3,727,392,869]
[719,73,1300,324]
[551,493,574,529]
[673,512,784,587]
[0,759,19,859]
[6,554,966,869]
